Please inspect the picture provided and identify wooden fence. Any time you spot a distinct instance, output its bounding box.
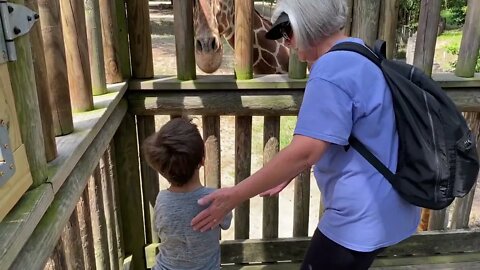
[0,0,479,270]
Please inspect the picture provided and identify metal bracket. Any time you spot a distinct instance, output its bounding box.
[0,1,39,64]
[0,120,15,187]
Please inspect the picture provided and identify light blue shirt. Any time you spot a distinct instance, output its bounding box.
[294,37,420,252]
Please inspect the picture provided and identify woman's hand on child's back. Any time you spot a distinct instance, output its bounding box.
[191,187,239,232]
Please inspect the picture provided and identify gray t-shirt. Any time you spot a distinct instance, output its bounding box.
[153,187,232,270]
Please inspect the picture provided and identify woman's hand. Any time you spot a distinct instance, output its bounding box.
[259,179,293,197]
[191,187,240,232]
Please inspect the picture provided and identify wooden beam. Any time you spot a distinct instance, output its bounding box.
[378,0,400,59]
[114,112,146,270]
[293,169,310,237]
[455,0,480,78]
[60,0,94,112]
[61,209,85,269]
[220,229,480,264]
[173,0,196,80]
[10,101,127,270]
[76,188,96,270]
[288,50,307,79]
[115,0,131,79]
[85,0,108,95]
[100,0,124,83]
[235,0,254,79]
[351,0,381,47]
[38,0,74,136]
[125,0,153,79]
[235,116,252,239]
[203,116,221,188]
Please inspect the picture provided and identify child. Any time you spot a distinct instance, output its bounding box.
[142,117,232,270]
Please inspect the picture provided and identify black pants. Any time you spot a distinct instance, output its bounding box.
[300,229,385,270]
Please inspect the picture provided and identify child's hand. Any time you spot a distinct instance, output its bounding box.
[191,187,239,232]
[259,179,292,197]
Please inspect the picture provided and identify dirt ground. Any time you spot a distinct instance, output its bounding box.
[148,3,480,241]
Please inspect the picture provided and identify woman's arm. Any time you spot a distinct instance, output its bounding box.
[191,134,329,231]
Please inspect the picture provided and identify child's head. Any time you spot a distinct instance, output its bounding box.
[142,117,204,186]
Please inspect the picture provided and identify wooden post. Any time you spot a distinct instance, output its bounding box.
[262,116,280,239]
[455,0,480,78]
[25,0,57,162]
[137,116,159,244]
[108,143,125,267]
[114,113,146,270]
[62,210,85,270]
[100,0,124,83]
[203,116,221,188]
[85,0,108,95]
[60,0,94,112]
[7,0,48,187]
[378,0,400,59]
[173,0,196,80]
[235,116,252,239]
[413,0,441,76]
[101,149,120,270]
[89,168,110,270]
[38,0,74,136]
[293,169,310,237]
[76,188,96,270]
[44,238,68,270]
[235,0,253,79]
[351,0,381,47]
[344,0,354,36]
[288,50,307,79]
[115,0,132,79]
[125,0,154,78]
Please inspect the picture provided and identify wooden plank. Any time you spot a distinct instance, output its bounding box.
[220,229,480,264]
[455,0,480,78]
[114,112,146,270]
[89,166,110,269]
[235,116,252,239]
[10,101,127,270]
[378,0,400,59]
[293,169,310,237]
[351,0,381,47]
[44,238,68,270]
[48,82,127,192]
[343,0,354,36]
[38,0,74,136]
[235,0,253,79]
[413,0,441,76]
[101,147,120,270]
[262,116,279,239]
[203,116,221,188]
[130,73,480,90]
[125,0,153,79]
[288,50,307,79]
[60,0,94,112]
[76,188,96,270]
[137,115,159,244]
[100,0,124,83]
[61,209,85,269]
[7,0,48,187]
[173,0,196,80]
[0,184,53,270]
[85,0,108,95]
[25,0,57,162]
[128,87,480,116]
[115,0,131,79]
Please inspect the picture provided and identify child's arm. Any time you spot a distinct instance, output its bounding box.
[220,211,232,230]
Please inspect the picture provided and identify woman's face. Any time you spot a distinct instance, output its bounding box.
[285,35,319,64]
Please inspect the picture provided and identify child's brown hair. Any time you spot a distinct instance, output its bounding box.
[142,117,204,186]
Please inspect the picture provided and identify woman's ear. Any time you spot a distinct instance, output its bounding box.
[200,157,205,167]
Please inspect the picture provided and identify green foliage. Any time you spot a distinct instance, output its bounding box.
[399,0,467,29]
[445,42,480,73]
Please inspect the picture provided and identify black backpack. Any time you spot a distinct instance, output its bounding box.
[329,40,479,210]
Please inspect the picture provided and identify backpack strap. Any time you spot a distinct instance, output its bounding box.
[329,39,396,183]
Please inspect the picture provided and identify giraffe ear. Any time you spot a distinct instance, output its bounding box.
[265,12,290,40]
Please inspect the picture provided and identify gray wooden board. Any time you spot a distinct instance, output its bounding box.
[0,184,54,269]
[48,82,128,192]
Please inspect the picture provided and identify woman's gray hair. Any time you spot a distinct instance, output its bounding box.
[272,0,348,50]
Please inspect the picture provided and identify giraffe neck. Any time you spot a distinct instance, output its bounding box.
[217,2,289,74]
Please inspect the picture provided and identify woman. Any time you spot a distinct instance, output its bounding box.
[191,0,420,269]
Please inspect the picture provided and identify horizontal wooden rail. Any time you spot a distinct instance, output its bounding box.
[220,229,480,264]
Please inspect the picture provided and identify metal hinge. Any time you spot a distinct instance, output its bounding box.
[0,120,15,187]
[0,1,39,64]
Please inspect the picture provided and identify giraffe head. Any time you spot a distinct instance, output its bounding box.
[193,0,233,73]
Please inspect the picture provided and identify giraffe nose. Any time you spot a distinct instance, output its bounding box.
[195,37,219,53]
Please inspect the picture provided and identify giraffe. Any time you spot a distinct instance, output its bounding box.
[193,0,289,74]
